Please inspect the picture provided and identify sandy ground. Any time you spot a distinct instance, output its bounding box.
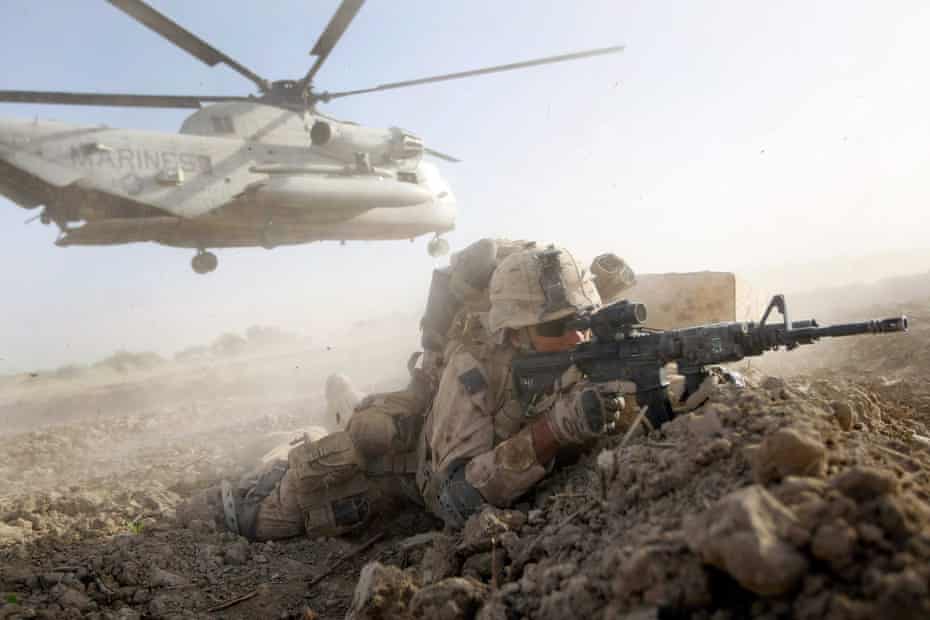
[0,282,927,619]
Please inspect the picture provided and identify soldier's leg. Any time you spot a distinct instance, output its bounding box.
[177,434,381,541]
[175,458,300,541]
[288,430,390,538]
[250,463,304,540]
[178,391,422,540]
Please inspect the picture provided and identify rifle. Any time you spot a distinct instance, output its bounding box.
[511,294,908,427]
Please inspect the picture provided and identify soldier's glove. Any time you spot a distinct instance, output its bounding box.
[546,384,625,446]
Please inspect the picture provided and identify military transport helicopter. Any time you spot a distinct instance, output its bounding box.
[0,0,623,274]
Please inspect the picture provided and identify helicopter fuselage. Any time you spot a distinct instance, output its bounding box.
[0,102,456,253]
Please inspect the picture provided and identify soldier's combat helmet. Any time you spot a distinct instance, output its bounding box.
[488,244,601,333]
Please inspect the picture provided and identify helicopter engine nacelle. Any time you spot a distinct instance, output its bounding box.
[388,128,424,161]
[309,120,338,146]
[309,120,423,164]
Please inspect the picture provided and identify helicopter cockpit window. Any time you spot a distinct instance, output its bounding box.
[210,116,235,134]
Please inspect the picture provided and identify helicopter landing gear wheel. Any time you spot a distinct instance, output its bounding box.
[191,251,218,274]
[427,237,450,258]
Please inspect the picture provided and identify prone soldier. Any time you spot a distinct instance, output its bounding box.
[177,240,651,537]
[177,239,906,537]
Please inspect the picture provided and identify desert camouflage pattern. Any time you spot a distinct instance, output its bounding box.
[487,245,601,333]
[417,325,593,520]
[186,248,742,539]
[590,253,636,303]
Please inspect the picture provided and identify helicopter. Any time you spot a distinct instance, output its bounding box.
[0,0,623,274]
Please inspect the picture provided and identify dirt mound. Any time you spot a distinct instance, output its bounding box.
[0,302,927,618]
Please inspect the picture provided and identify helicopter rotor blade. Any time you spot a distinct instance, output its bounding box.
[319,44,624,101]
[106,0,269,92]
[0,90,253,109]
[424,148,461,163]
[301,0,366,86]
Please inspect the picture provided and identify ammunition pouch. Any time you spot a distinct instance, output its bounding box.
[288,431,373,538]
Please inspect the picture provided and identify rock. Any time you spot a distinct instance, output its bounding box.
[10,518,32,531]
[53,493,102,517]
[148,568,188,588]
[497,531,522,560]
[877,569,930,620]
[410,577,488,620]
[826,593,876,620]
[345,561,417,620]
[761,376,786,392]
[223,539,250,565]
[131,589,150,604]
[773,476,828,505]
[537,562,574,595]
[399,532,442,551]
[147,593,178,618]
[695,438,732,466]
[50,584,94,612]
[137,488,180,514]
[752,428,827,484]
[538,574,603,620]
[684,485,809,595]
[665,408,724,441]
[857,522,885,546]
[811,520,857,570]
[830,401,854,431]
[687,407,725,440]
[461,552,493,581]
[186,519,215,533]
[419,534,459,585]
[615,544,712,609]
[0,522,25,546]
[459,507,526,554]
[831,467,898,502]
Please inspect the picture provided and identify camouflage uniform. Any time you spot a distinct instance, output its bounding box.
[414,244,639,525]
[178,242,640,538]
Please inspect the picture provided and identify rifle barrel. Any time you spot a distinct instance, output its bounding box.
[795,316,908,339]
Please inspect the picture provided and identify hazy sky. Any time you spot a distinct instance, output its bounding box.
[1,1,929,372]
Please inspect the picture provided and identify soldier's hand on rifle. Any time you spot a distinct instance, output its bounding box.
[547,381,635,444]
